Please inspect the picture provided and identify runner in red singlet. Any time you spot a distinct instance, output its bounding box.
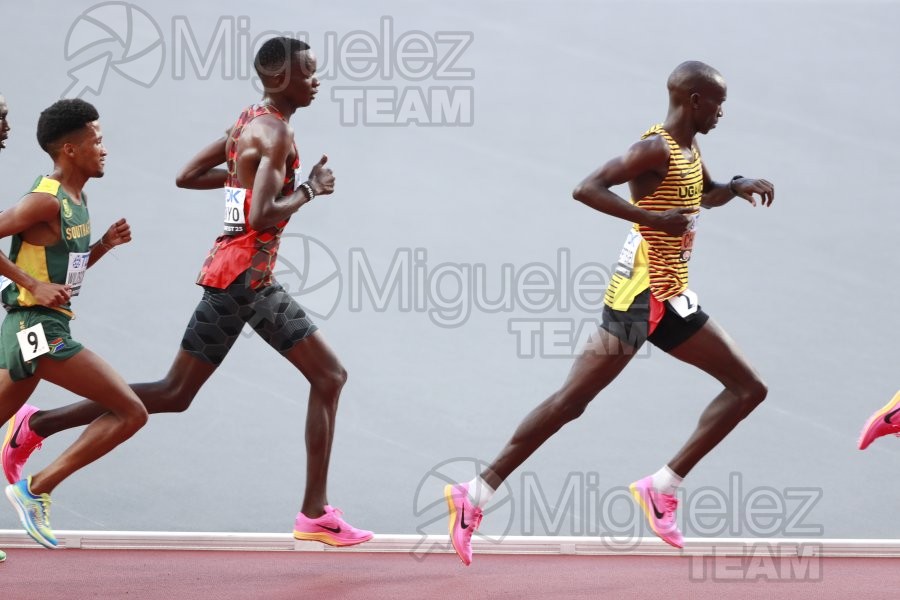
[3,38,372,546]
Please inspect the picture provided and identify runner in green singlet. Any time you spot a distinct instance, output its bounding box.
[0,98,147,548]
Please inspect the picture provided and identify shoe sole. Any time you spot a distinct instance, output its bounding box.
[292,530,373,547]
[629,482,683,550]
[4,486,56,549]
[444,484,470,565]
[858,392,900,450]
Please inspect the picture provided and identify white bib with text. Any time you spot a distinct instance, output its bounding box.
[66,251,91,297]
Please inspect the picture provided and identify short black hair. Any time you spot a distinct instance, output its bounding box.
[36,98,99,156]
[254,36,311,78]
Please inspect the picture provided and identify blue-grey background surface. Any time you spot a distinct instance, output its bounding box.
[0,0,897,539]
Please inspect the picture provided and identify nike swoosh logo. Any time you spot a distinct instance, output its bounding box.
[9,419,25,449]
[320,524,342,534]
[460,506,470,530]
[884,407,900,424]
[649,493,665,520]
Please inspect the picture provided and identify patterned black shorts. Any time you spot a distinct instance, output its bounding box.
[180,270,318,365]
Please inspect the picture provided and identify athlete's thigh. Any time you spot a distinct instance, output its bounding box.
[36,348,141,411]
[180,288,244,368]
[0,370,40,422]
[280,330,343,382]
[558,327,638,400]
[246,284,319,359]
[665,317,761,388]
[159,349,219,395]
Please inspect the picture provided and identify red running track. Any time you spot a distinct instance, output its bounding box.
[0,549,896,599]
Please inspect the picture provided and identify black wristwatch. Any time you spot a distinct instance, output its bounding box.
[729,175,744,194]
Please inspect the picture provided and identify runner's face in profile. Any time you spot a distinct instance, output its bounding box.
[693,79,727,135]
[69,121,107,178]
[287,50,320,108]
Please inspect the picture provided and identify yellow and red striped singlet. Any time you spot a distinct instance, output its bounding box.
[604,125,703,310]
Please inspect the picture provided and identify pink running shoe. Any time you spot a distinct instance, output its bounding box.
[630,476,684,549]
[2,404,44,485]
[293,505,373,547]
[444,482,483,566]
[858,391,900,450]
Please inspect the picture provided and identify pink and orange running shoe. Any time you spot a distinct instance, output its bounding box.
[444,482,483,566]
[2,404,44,485]
[858,391,900,450]
[293,505,373,547]
[630,475,684,549]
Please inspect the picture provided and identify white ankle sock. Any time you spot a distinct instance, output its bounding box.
[467,477,495,509]
[650,465,683,496]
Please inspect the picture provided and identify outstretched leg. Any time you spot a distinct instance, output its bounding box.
[279,330,373,547]
[483,328,637,489]
[445,328,638,565]
[28,350,218,438]
[29,348,148,494]
[4,348,148,549]
[280,331,346,518]
[663,318,767,477]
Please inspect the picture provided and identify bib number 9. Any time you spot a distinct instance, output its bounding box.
[17,323,50,361]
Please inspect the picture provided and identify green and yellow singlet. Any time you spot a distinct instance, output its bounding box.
[1,176,91,317]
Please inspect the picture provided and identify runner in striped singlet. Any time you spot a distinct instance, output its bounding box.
[445,61,775,564]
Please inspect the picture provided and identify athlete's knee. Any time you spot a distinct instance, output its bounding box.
[119,399,149,433]
[160,387,197,413]
[733,376,767,413]
[312,365,347,398]
[138,378,199,414]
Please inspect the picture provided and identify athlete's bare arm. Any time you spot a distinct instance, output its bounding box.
[239,116,334,231]
[699,161,775,208]
[86,217,132,268]
[175,136,228,190]
[573,135,695,236]
[0,192,71,306]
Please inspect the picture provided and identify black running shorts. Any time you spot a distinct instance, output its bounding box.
[600,288,709,352]
[181,270,318,365]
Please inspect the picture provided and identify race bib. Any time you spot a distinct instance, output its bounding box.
[66,251,91,297]
[679,212,700,262]
[223,187,247,235]
[668,289,700,318]
[614,230,643,279]
[17,323,49,361]
[0,276,11,294]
